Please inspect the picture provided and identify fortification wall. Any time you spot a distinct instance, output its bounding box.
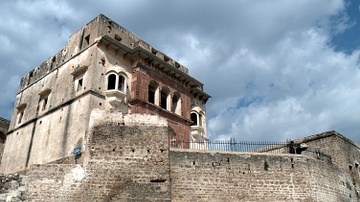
[295,131,360,172]
[1,113,359,201]
[26,113,172,201]
[170,149,358,201]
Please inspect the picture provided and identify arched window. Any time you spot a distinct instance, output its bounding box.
[107,73,126,92]
[161,87,170,110]
[148,81,159,105]
[172,92,181,115]
[118,75,125,91]
[16,103,27,124]
[107,74,117,90]
[199,114,203,126]
[191,113,198,126]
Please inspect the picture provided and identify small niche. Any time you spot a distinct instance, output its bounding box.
[147,149,150,153]
[192,161,195,165]
[99,103,102,106]
[131,149,135,153]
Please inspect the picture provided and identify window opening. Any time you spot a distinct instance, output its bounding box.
[172,94,179,112]
[84,35,90,46]
[191,113,198,126]
[148,81,159,104]
[161,91,167,109]
[77,78,83,92]
[50,56,56,70]
[107,74,116,90]
[42,97,48,111]
[16,104,27,124]
[172,92,181,115]
[18,111,24,124]
[118,75,125,91]
[199,114,203,126]
[39,89,51,112]
[148,86,155,104]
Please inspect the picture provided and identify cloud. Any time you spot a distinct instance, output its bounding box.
[0,0,359,144]
[206,28,360,142]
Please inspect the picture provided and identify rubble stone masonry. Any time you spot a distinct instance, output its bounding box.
[0,113,359,201]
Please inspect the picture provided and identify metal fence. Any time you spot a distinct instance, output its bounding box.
[171,139,288,153]
[170,139,332,162]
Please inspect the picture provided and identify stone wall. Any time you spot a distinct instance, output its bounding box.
[1,113,359,201]
[0,173,26,201]
[26,113,171,201]
[170,149,358,202]
[295,131,360,172]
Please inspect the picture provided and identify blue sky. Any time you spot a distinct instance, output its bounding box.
[0,0,360,143]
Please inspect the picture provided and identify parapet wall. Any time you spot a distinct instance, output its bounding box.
[294,131,360,172]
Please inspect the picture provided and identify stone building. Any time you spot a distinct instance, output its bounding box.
[1,14,359,201]
[0,14,210,174]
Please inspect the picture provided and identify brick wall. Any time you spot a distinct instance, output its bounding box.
[130,63,192,144]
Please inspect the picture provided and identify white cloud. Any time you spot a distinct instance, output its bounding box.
[0,0,359,144]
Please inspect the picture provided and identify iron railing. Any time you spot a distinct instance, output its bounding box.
[170,139,332,162]
[170,139,288,153]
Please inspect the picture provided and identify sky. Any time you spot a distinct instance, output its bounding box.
[1,0,360,143]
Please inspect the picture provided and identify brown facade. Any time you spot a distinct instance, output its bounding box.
[130,63,192,146]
